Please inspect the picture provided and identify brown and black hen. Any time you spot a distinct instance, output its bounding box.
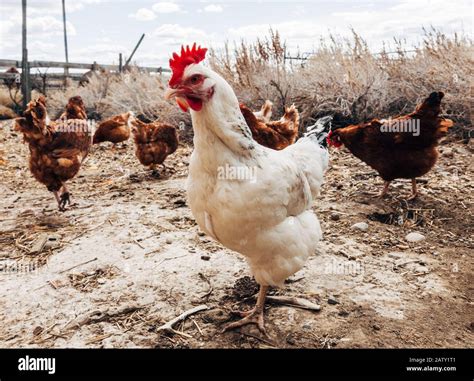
[14,96,91,210]
[240,104,299,150]
[130,118,179,172]
[327,91,454,199]
[92,112,133,147]
[59,95,87,120]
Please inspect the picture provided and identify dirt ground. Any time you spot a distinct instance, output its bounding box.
[0,119,473,349]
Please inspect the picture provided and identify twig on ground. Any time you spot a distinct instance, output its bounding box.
[85,333,114,345]
[266,295,321,311]
[64,305,143,330]
[191,318,203,336]
[132,239,145,249]
[199,273,213,300]
[157,305,209,336]
[393,259,423,269]
[58,257,98,274]
[241,331,276,347]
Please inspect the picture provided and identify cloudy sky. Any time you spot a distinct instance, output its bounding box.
[0,0,471,69]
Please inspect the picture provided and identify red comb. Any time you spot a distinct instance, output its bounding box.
[169,43,207,87]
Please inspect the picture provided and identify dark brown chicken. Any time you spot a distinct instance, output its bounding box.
[59,96,87,120]
[14,96,91,210]
[240,104,299,150]
[92,112,133,146]
[327,91,453,199]
[130,118,178,171]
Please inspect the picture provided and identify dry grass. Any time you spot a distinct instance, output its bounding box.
[0,87,22,119]
[209,28,473,131]
[2,28,471,133]
[46,69,189,126]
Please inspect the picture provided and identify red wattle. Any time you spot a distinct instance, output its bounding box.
[186,96,203,111]
[327,130,343,148]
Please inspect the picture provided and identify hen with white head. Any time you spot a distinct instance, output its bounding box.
[165,44,331,333]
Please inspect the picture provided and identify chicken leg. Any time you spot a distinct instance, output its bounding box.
[407,179,418,200]
[53,191,63,211]
[59,183,71,210]
[374,181,390,198]
[223,285,268,334]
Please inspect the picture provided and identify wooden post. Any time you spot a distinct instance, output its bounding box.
[119,53,123,73]
[124,33,145,67]
[62,0,69,85]
[21,0,30,109]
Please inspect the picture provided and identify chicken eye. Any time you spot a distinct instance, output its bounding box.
[190,75,201,84]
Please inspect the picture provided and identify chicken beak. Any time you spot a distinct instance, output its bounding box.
[164,87,178,100]
[175,97,190,112]
[165,87,190,112]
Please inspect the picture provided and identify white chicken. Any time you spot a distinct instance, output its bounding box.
[165,44,330,333]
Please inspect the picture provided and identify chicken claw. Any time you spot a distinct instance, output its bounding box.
[223,285,268,334]
[374,181,390,198]
[223,307,266,334]
[59,192,71,211]
[406,179,418,200]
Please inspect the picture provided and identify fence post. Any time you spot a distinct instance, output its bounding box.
[62,0,69,86]
[124,33,145,68]
[21,0,30,109]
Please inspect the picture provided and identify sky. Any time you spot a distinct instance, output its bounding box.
[0,0,471,70]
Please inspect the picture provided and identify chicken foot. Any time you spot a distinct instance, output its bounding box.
[223,285,268,334]
[377,181,391,198]
[53,191,63,211]
[407,179,418,200]
[53,183,71,211]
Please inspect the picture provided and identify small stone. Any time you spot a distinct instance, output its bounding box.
[201,255,210,261]
[396,244,410,250]
[372,324,381,331]
[97,278,106,285]
[328,296,339,305]
[330,213,340,221]
[406,232,425,243]
[338,310,349,317]
[165,238,173,244]
[197,231,206,237]
[33,326,43,336]
[351,222,368,232]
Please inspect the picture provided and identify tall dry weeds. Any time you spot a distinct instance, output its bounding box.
[46,69,189,127]
[2,28,471,135]
[209,27,472,132]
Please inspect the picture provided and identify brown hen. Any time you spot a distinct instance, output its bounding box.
[92,112,133,146]
[327,91,453,199]
[59,95,87,120]
[131,118,179,172]
[14,96,91,210]
[240,104,299,150]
